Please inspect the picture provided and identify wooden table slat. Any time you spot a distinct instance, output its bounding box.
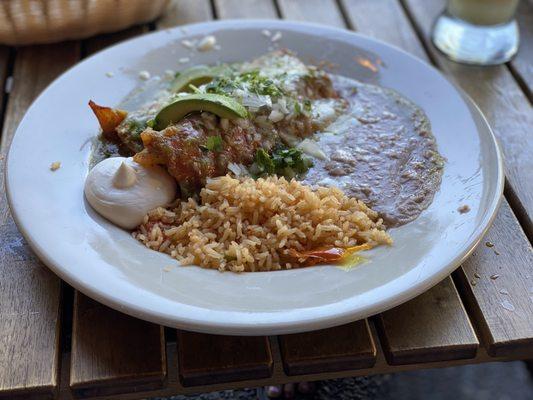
[0,42,80,399]
[277,0,345,26]
[69,293,166,398]
[455,199,533,358]
[83,26,149,55]
[279,320,377,375]
[403,0,533,238]
[376,278,479,364]
[214,0,278,19]
[341,0,428,59]
[177,331,273,387]
[158,0,213,29]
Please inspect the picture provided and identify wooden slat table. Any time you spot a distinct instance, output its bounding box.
[0,0,531,399]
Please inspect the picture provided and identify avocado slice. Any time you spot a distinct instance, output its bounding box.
[153,93,248,130]
[171,65,230,93]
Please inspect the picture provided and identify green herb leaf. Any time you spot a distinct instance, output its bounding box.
[294,101,302,114]
[271,146,313,176]
[251,146,313,179]
[254,148,275,174]
[205,69,284,98]
[205,135,223,152]
[303,99,312,113]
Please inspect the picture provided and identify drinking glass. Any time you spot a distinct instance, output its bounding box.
[432,0,520,65]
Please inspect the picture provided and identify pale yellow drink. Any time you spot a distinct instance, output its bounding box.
[448,0,519,25]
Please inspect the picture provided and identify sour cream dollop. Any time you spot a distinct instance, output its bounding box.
[85,157,176,229]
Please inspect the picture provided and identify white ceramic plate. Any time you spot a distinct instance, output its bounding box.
[6,20,503,335]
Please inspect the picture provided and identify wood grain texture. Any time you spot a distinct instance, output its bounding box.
[58,343,527,399]
[84,26,149,55]
[70,293,166,398]
[214,0,278,19]
[0,43,79,399]
[177,331,273,387]
[341,0,428,59]
[277,0,345,26]
[376,278,478,364]
[455,199,533,358]
[279,321,376,375]
[510,0,533,100]
[402,0,533,237]
[158,0,213,28]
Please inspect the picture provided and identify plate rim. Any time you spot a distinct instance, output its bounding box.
[6,19,505,335]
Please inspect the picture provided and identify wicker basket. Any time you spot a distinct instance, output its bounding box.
[0,0,170,45]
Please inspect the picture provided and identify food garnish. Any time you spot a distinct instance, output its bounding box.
[88,100,127,140]
[250,146,313,179]
[153,93,248,130]
[289,244,372,266]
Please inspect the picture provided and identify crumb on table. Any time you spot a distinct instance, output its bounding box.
[458,204,470,214]
[50,161,61,171]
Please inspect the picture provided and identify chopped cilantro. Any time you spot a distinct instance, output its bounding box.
[303,99,312,113]
[271,146,313,175]
[205,69,284,98]
[251,146,313,178]
[254,148,275,174]
[205,135,223,152]
[125,119,146,135]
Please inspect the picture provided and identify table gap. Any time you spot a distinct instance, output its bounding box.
[59,283,75,354]
[0,47,16,144]
[335,0,355,29]
[507,63,533,104]
[209,0,219,19]
[504,182,533,243]
[272,0,283,18]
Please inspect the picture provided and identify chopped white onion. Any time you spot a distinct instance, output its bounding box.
[268,109,284,122]
[297,139,328,160]
[227,163,249,177]
[277,98,289,114]
[241,92,272,109]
